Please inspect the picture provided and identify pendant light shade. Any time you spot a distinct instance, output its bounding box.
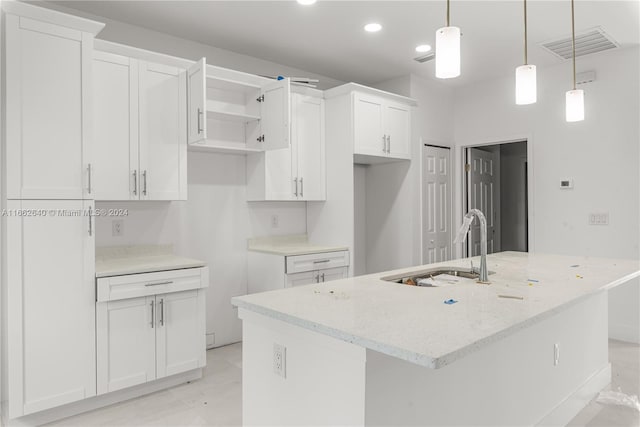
[435,0,460,79]
[436,26,461,78]
[516,64,537,105]
[565,0,584,122]
[515,0,536,105]
[566,89,584,122]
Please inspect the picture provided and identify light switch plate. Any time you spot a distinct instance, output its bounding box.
[589,213,609,225]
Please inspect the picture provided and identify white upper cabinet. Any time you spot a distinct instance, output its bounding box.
[92,51,187,201]
[187,59,292,154]
[246,92,325,201]
[92,51,139,201]
[353,92,412,162]
[139,61,187,201]
[5,14,98,200]
[5,199,96,417]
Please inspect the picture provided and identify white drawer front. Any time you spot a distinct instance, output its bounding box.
[97,267,208,302]
[286,251,349,274]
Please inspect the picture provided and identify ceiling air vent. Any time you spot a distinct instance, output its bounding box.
[540,27,619,60]
[414,52,435,63]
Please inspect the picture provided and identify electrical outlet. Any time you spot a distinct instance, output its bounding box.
[273,343,286,378]
[271,215,279,229]
[554,343,560,366]
[206,333,215,349]
[112,219,124,237]
[588,213,609,226]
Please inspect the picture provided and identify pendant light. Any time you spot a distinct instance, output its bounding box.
[435,0,461,79]
[515,0,536,105]
[566,0,584,122]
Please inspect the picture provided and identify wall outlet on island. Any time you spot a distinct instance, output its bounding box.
[273,343,286,378]
[112,219,124,237]
[271,215,279,229]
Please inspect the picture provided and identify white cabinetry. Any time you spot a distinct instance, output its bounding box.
[248,250,349,294]
[353,92,412,162]
[4,12,100,199]
[96,268,208,395]
[4,200,96,417]
[92,51,187,201]
[187,58,290,154]
[246,92,326,201]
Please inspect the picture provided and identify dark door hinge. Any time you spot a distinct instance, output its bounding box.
[256,95,265,103]
[257,135,265,142]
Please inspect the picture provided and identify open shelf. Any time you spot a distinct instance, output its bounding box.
[188,140,263,155]
[206,104,260,123]
[206,75,261,95]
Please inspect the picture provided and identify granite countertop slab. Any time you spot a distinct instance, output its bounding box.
[96,245,206,278]
[232,251,640,369]
[248,235,349,256]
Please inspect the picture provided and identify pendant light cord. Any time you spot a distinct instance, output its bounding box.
[523,0,528,65]
[571,0,576,89]
[446,0,450,27]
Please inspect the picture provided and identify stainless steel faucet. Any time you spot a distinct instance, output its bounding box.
[454,209,490,283]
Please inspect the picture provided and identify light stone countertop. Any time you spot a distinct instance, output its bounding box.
[232,251,640,369]
[96,245,206,278]
[248,234,349,256]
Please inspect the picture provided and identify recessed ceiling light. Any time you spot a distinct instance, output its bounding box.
[415,44,432,53]
[297,0,317,5]
[364,23,382,33]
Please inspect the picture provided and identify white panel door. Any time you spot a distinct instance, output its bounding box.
[92,51,139,200]
[260,78,291,150]
[385,103,411,159]
[353,93,385,156]
[423,146,452,264]
[468,148,497,255]
[156,290,206,378]
[285,271,318,287]
[139,61,187,201]
[6,200,95,417]
[5,16,92,199]
[187,57,207,144]
[319,267,349,283]
[295,94,326,201]
[96,296,156,395]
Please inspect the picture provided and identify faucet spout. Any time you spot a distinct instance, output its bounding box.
[456,209,490,283]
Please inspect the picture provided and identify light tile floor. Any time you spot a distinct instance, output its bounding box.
[51,340,638,426]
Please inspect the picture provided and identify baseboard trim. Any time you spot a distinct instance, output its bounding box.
[535,363,611,427]
[5,369,203,427]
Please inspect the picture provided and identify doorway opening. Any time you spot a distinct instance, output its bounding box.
[464,141,529,257]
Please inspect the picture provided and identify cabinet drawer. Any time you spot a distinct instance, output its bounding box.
[97,267,208,302]
[285,251,349,274]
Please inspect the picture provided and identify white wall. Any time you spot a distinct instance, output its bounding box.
[452,47,640,343]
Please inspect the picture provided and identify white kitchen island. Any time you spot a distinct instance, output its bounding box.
[232,252,640,426]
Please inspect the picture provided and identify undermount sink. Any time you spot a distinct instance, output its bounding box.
[381,267,493,287]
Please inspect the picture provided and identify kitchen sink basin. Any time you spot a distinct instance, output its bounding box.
[381,267,493,287]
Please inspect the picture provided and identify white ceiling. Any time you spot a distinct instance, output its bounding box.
[52,0,639,87]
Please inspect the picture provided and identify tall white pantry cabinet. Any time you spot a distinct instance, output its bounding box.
[1,2,105,419]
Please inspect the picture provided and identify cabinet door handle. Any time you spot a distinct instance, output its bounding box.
[382,135,387,153]
[294,177,298,197]
[313,259,330,264]
[159,298,164,326]
[88,209,93,236]
[133,170,138,196]
[300,177,304,198]
[321,273,325,282]
[150,300,155,329]
[145,280,173,287]
[197,108,203,134]
[387,135,391,153]
[315,273,320,283]
[142,170,148,196]
[87,164,93,194]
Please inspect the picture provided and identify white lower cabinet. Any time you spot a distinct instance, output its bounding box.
[96,268,208,395]
[4,199,96,418]
[248,250,349,294]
